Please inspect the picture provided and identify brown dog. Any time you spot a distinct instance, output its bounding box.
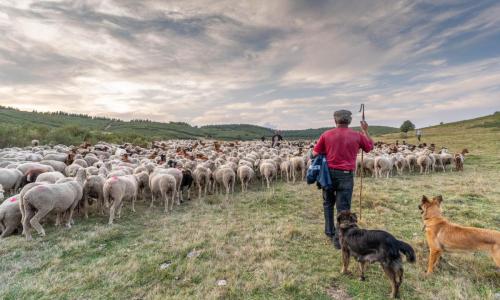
[419,195,500,274]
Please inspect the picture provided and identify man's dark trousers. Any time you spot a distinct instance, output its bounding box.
[322,169,354,240]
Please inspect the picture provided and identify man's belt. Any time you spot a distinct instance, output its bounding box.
[330,168,354,174]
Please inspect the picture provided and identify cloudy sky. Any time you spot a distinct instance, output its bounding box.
[0,0,499,129]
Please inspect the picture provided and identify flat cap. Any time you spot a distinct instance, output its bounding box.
[333,109,352,124]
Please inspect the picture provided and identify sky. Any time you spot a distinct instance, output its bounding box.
[0,0,499,130]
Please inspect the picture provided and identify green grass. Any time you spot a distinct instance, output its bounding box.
[0,112,499,299]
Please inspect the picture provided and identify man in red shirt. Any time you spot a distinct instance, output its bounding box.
[312,109,373,249]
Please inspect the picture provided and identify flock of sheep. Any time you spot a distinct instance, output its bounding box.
[0,140,309,240]
[0,139,466,240]
[357,142,468,178]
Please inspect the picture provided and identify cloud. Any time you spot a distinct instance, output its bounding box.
[0,0,499,129]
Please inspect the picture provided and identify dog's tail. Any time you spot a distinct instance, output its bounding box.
[397,240,416,263]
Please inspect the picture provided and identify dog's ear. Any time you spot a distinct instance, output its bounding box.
[434,195,443,204]
[421,195,430,203]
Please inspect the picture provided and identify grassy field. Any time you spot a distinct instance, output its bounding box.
[0,114,499,299]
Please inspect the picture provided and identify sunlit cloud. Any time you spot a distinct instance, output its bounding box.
[0,0,499,129]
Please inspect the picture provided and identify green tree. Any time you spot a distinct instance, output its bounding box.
[400,120,415,133]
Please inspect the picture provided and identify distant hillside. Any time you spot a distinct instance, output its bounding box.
[0,105,403,147]
[377,112,500,153]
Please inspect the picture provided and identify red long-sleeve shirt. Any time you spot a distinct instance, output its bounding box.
[313,128,373,171]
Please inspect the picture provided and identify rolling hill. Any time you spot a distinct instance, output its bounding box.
[0,106,398,147]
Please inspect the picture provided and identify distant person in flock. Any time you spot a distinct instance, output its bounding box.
[312,110,374,249]
[416,129,422,142]
[261,136,266,142]
[271,131,283,147]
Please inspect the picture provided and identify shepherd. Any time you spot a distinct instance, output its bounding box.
[312,109,373,249]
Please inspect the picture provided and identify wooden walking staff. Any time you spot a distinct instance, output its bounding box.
[358,104,365,220]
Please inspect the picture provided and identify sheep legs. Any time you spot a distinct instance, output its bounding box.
[29,207,51,238]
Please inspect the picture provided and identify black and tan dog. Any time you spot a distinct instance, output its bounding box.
[419,195,500,274]
[338,211,416,298]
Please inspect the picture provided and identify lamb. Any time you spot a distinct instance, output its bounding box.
[192,166,211,200]
[103,174,141,225]
[149,171,177,213]
[259,162,277,189]
[237,165,254,193]
[0,168,23,193]
[290,157,305,183]
[22,168,86,240]
[35,171,65,184]
[0,194,22,238]
[454,149,468,171]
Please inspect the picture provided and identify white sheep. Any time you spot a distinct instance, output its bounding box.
[280,160,292,183]
[22,168,86,240]
[0,193,22,238]
[193,166,211,200]
[374,156,393,178]
[214,167,235,200]
[103,174,140,225]
[0,168,23,193]
[290,157,305,183]
[237,165,254,193]
[149,171,177,213]
[417,154,431,174]
[259,162,277,189]
[35,171,65,184]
